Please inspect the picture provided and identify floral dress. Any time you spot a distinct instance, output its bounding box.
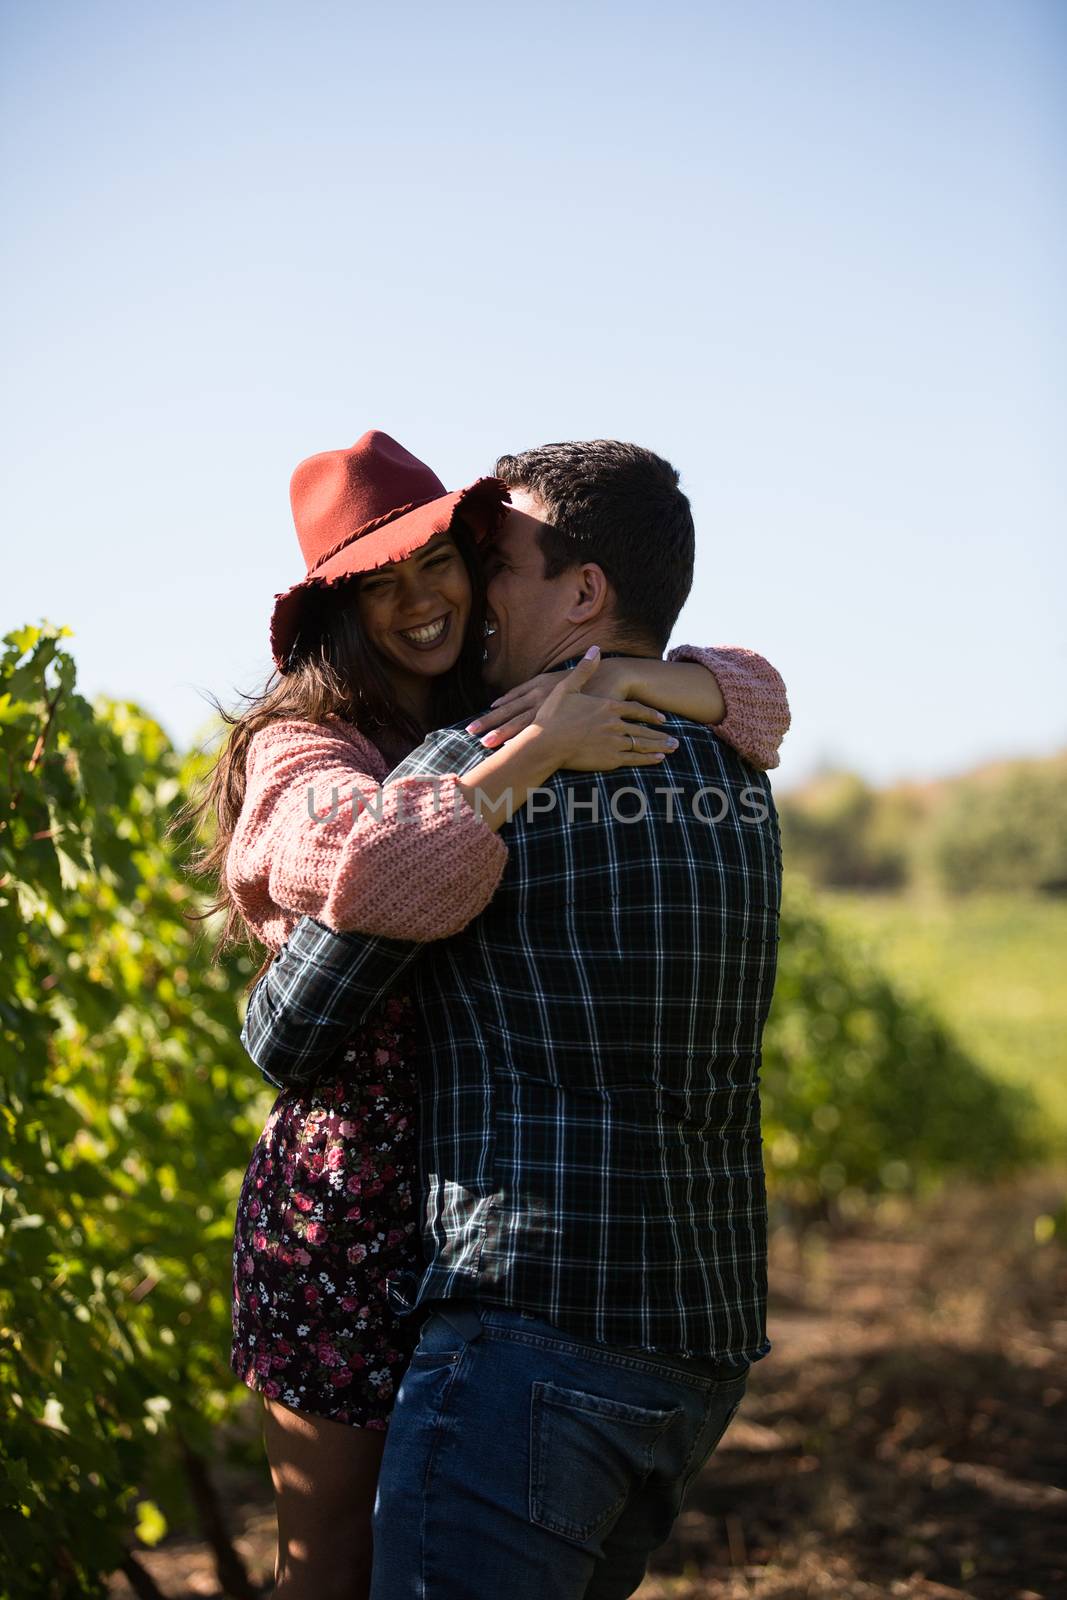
[231,991,422,1427]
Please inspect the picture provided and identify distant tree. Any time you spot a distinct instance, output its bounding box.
[778,771,920,889]
[763,882,1041,1218]
[780,751,1067,897]
[928,755,1067,895]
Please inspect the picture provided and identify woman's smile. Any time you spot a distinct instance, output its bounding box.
[396,612,453,651]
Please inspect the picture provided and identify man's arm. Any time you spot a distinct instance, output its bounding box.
[239,728,488,1087]
[240,916,423,1088]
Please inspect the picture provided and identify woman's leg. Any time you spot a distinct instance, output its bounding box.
[263,1396,387,1600]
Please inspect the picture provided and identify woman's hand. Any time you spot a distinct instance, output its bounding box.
[456,651,678,832]
[467,655,668,754]
[469,649,678,771]
[467,671,579,747]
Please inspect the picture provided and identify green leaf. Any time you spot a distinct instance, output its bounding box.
[134,1499,168,1547]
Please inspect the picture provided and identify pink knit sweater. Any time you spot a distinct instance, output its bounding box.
[226,644,790,952]
[665,644,790,773]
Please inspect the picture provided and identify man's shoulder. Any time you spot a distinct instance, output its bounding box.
[386,722,485,781]
[441,714,485,740]
[669,714,774,782]
[421,719,484,756]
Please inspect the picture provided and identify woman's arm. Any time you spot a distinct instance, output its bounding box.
[227,669,677,952]
[593,655,725,726]
[226,718,509,949]
[662,645,791,770]
[468,645,791,771]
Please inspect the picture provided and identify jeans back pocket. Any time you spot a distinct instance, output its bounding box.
[529,1380,682,1547]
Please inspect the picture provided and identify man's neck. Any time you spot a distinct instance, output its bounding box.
[543,633,660,673]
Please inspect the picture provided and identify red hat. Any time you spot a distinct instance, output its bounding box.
[270,430,509,671]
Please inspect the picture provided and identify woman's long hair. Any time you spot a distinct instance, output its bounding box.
[180,519,488,972]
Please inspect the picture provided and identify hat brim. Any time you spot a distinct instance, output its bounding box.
[270,476,508,672]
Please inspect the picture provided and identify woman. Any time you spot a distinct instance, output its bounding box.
[196,431,789,1600]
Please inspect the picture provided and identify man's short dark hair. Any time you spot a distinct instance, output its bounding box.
[493,440,695,652]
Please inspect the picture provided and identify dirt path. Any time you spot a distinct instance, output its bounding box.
[110,1174,1067,1600]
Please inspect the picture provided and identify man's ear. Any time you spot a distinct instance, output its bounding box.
[564,562,612,625]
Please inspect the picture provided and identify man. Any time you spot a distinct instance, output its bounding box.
[241,440,783,1599]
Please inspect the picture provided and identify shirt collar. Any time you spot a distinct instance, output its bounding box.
[548,651,650,673]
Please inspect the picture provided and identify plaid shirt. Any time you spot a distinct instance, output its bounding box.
[241,660,783,1359]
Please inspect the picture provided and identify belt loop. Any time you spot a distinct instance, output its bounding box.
[436,1300,484,1343]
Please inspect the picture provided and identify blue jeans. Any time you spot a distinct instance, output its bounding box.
[369,1300,749,1600]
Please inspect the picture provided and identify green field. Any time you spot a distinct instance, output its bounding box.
[815,887,1067,1135]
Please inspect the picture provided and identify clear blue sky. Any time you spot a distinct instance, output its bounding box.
[3,0,1064,790]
